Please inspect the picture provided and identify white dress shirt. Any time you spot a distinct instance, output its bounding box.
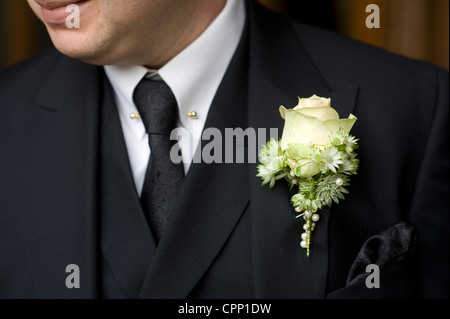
[104,0,246,195]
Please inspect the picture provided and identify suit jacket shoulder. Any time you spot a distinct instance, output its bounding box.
[0,48,63,99]
[293,23,447,84]
[290,23,449,131]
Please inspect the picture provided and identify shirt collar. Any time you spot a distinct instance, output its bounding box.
[103,64,148,139]
[158,0,245,132]
[104,0,245,139]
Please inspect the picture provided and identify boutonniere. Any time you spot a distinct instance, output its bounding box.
[257,95,359,257]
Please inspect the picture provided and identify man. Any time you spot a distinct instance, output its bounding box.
[0,0,448,299]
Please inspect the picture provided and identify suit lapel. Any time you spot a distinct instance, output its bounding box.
[138,0,360,299]
[247,1,359,298]
[138,18,251,299]
[6,55,101,298]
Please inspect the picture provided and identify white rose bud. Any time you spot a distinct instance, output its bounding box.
[295,95,331,109]
[279,95,357,178]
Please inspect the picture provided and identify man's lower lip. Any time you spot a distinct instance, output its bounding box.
[40,1,87,25]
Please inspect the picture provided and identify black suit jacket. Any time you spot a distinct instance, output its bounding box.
[0,1,448,299]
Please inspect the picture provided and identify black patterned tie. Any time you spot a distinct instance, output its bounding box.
[133,76,185,243]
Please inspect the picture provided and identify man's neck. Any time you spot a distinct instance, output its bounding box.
[144,0,226,69]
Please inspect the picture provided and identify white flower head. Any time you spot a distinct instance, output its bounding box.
[257,139,286,188]
[319,147,343,173]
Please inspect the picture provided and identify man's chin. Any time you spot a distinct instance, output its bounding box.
[48,33,111,65]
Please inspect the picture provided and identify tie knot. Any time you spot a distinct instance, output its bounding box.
[133,77,178,136]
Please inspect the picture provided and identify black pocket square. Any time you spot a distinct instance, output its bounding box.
[326,222,418,299]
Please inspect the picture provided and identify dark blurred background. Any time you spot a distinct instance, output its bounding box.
[0,0,448,70]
